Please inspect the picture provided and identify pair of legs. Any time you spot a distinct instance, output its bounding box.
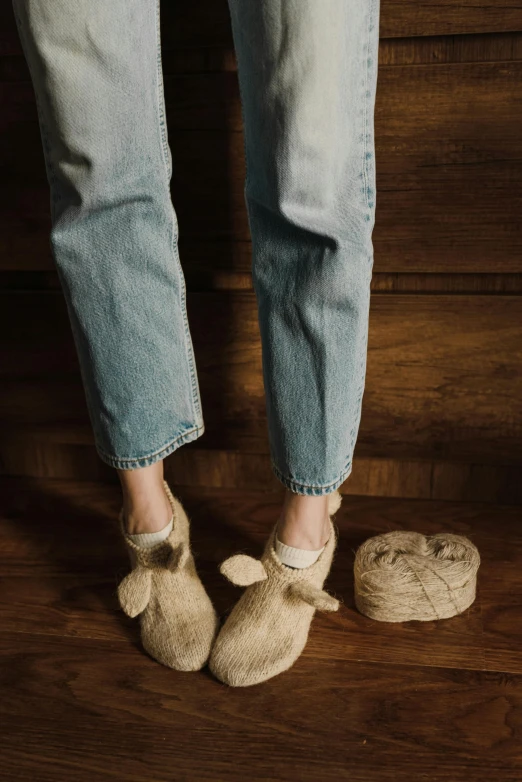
[13,1,380,545]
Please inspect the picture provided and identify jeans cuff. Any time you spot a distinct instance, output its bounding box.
[95,423,205,470]
[271,460,352,496]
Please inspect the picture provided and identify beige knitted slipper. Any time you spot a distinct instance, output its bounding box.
[209,490,342,687]
[117,481,219,671]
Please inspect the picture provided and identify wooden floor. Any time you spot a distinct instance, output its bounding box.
[1,477,521,781]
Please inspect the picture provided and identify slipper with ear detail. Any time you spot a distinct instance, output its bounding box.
[117,481,219,671]
[209,489,342,686]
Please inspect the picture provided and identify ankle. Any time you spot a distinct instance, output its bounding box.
[122,487,172,535]
[277,515,330,550]
[277,492,330,550]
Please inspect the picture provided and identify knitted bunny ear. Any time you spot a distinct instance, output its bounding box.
[290,581,339,612]
[168,541,190,572]
[220,554,268,587]
[118,566,152,618]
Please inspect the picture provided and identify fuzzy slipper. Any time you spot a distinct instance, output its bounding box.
[117,481,219,671]
[209,490,342,686]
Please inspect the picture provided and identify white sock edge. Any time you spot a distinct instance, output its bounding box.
[127,515,174,549]
[274,535,326,569]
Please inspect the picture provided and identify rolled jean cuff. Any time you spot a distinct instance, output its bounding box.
[95,423,205,470]
[271,460,352,496]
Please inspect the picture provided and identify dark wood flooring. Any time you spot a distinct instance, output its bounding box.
[1,477,521,781]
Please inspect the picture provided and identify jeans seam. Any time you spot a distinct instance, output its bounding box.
[96,423,205,469]
[363,0,379,220]
[154,0,172,185]
[154,0,203,426]
[362,0,377,213]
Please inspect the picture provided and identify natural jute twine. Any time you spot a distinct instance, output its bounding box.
[354,531,480,622]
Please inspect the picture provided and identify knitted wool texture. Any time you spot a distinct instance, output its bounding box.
[117,481,218,671]
[209,490,342,687]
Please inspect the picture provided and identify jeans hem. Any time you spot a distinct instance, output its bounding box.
[96,423,205,470]
[271,460,352,496]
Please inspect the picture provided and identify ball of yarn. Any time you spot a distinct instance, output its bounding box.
[353,531,480,622]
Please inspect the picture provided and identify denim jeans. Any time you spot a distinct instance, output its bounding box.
[12,0,380,496]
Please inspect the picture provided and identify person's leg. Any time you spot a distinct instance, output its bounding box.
[11,0,204,484]
[12,0,217,669]
[210,0,380,686]
[230,0,379,541]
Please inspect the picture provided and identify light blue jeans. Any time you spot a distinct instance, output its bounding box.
[13,0,380,496]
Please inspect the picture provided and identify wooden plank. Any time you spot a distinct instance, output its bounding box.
[380,1,522,38]
[361,294,522,463]
[369,273,522,294]
[2,630,522,781]
[1,291,521,468]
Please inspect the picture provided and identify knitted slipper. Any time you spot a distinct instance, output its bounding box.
[117,480,219,671]
[209,490,342,686]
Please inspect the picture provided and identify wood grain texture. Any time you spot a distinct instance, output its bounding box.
[1,478,522,781]
[2,632,521,782]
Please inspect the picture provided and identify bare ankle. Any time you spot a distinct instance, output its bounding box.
[277,491,330,550]
[117,462,172,535]
[123,491,172,535]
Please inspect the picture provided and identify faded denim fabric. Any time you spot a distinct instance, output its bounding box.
[12,0,380,495]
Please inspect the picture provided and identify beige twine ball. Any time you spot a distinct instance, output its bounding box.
[353,531,480,622]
